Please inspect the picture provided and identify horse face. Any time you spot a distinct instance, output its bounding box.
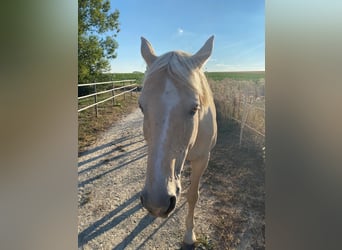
[139,76,200,217]
[139,36,214,218]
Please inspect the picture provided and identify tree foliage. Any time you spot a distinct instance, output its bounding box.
[78,0,120,84]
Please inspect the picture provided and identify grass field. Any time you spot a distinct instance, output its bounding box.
[205,71,265,81]
[111,71,265,84]
[103,72,145,85]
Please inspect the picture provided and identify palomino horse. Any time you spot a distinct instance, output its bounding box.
[139,36,217,247]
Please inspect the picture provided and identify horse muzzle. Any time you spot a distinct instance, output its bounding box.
[140,191,177,218]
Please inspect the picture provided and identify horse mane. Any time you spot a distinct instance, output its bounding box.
[143,51,212,107]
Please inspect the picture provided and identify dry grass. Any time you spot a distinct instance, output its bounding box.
[78,92,139,153]
[202,78,265,249]
[210,78,265,149]
[201,120,265,249]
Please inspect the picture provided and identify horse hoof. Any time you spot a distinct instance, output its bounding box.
[181,242,195,250]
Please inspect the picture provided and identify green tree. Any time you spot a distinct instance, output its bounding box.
[78,0,120,84]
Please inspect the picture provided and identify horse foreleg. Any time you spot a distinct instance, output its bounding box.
[183,154,210,247]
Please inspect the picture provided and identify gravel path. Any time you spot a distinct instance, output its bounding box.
[78,108,214,249]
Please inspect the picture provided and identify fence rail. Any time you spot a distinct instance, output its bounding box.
[78,79,137,116]
[78,79,136,87]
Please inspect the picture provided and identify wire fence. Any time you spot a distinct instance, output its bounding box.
[210,79,265,148]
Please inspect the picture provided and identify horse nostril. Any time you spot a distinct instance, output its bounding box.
[140,195,144,206]
[166,196,176,215]
[176,187,180,196]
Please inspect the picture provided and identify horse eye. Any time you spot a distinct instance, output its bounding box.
[190,104,200,116]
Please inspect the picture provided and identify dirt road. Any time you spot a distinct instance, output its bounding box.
[78,108,213,249]
[78,108,265,249]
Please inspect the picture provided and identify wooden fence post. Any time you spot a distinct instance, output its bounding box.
[239,100,250,148]
[112,82,115,106]
[131,80,134,97]
[94,84,98,117]
[123,81,126,100]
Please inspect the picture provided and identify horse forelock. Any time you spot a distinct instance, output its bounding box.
[143,51,212,107]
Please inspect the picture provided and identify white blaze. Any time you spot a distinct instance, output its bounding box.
[154,78,180,182]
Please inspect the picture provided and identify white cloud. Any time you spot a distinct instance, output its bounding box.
[177,28,184,35]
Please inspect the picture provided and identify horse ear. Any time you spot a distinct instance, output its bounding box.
[190,35,214,68]
[141,37,158,67]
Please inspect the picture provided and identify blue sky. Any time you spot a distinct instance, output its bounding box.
[109,0,264,72]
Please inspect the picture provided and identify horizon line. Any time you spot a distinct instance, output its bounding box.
[108,69,265,74]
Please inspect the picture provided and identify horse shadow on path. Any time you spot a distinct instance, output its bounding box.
[78,132,147,189]
[78,193,143,247]
[78,150,147,189]
[78,192,187,249]
[78,134,143,169]
[78,134,138,158]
